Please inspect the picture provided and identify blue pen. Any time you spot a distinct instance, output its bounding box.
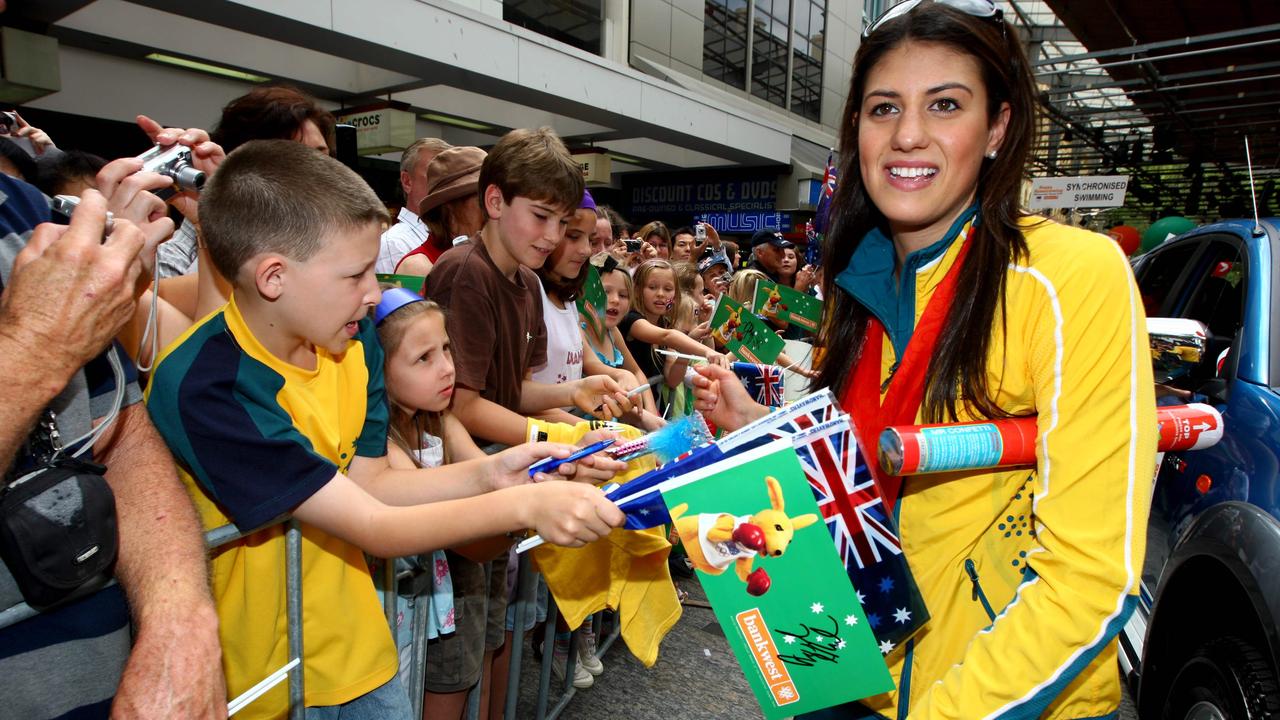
[527,439,616,478]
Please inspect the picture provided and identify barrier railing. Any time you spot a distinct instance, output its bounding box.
[0,519,618,719]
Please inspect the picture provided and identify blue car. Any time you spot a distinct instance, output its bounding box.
[1122,218,1280,718]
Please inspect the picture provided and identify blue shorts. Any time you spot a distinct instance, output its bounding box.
[505,574,548,632]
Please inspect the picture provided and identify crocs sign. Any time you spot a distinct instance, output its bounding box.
[335,108,417,155]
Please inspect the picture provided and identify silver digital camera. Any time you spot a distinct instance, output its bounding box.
[137,144,206,198]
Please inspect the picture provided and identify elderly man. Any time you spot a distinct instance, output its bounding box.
[0,166,223,718]
[745,229,794,283]
[378,137,452,273]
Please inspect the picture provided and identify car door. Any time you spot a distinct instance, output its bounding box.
[1141,235,1250,592]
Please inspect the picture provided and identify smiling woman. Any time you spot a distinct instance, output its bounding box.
[693,2,1157,719]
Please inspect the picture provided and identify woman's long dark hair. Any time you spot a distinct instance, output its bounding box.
[814,4,1039,422]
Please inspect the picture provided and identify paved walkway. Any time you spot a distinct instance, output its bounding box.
[514,576,765,720]
[512,575,1137,720]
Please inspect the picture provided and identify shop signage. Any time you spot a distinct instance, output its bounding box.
[335,107,417,155]
[573,152,613,186]
[698,212,792,233]
[631,177,778,215]
[1029,175,1129,209]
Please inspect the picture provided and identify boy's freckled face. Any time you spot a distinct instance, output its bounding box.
[283,221,382,356]
[500,196,572,269]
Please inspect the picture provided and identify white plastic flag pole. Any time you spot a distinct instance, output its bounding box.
[228,657,301,716]
[655,348,707,363]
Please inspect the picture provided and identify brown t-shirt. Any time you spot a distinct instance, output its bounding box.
[425,240,547,413]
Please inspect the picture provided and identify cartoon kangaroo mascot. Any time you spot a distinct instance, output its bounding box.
[669,476,818,596]
[759,285,788,328]
[710,305,743,349]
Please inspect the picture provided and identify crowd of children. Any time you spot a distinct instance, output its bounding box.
[1,86,821,719]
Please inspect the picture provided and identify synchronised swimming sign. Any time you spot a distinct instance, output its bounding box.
[1029,174,1130,209]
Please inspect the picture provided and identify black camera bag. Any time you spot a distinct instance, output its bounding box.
[0,457,118,610]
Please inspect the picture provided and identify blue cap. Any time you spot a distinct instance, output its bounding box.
[375,287,425,325]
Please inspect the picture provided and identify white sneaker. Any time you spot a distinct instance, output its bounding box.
[552,649,594,688]
[576,631,604,676]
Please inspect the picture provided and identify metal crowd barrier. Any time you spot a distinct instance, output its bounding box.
[502,551,622,720]
[0,518,620,719]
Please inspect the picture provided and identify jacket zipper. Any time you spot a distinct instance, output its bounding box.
[965,559,997,622]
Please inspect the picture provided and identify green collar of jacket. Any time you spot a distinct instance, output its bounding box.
[833,205,978,360]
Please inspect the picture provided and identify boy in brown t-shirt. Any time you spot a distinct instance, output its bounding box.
[423,127,633,715]
[426,127,630,446]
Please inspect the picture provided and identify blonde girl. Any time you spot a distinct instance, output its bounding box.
[619,259,728,416]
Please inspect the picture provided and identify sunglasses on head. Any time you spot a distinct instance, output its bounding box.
[863,0,1003,39]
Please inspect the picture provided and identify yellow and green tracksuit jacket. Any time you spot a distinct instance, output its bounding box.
[829,210,1157,719]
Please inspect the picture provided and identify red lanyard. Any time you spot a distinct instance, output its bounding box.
[841,227,974,511]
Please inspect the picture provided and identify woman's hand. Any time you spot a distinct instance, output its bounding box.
[691,363,768,432]
[608,369,640,393]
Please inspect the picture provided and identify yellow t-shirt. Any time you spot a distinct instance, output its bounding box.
[146,294,396,718]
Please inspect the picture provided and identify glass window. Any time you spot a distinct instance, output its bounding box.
[1183,242,1245,340]
[1137,239,1200,318]
[504,0,603,55]
[751,0,791,108]
[704,0,751,90]
[791,0,825,121]
[703,0,824,120]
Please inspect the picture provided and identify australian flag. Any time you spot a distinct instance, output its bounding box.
[732,362,785,408]
[607,442,726,529]
[791,415,929,655]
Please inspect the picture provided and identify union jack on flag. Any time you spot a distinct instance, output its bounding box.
[790,415,929,654]
[793,417,900,569]
[765,391,842,437]
[732,362,785,407]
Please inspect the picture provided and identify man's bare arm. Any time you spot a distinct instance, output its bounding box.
[96,403,225,719]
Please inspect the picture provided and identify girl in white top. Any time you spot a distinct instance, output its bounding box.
[533,191,659,423]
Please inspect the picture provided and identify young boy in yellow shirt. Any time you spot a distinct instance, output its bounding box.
[146,139,623,719]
